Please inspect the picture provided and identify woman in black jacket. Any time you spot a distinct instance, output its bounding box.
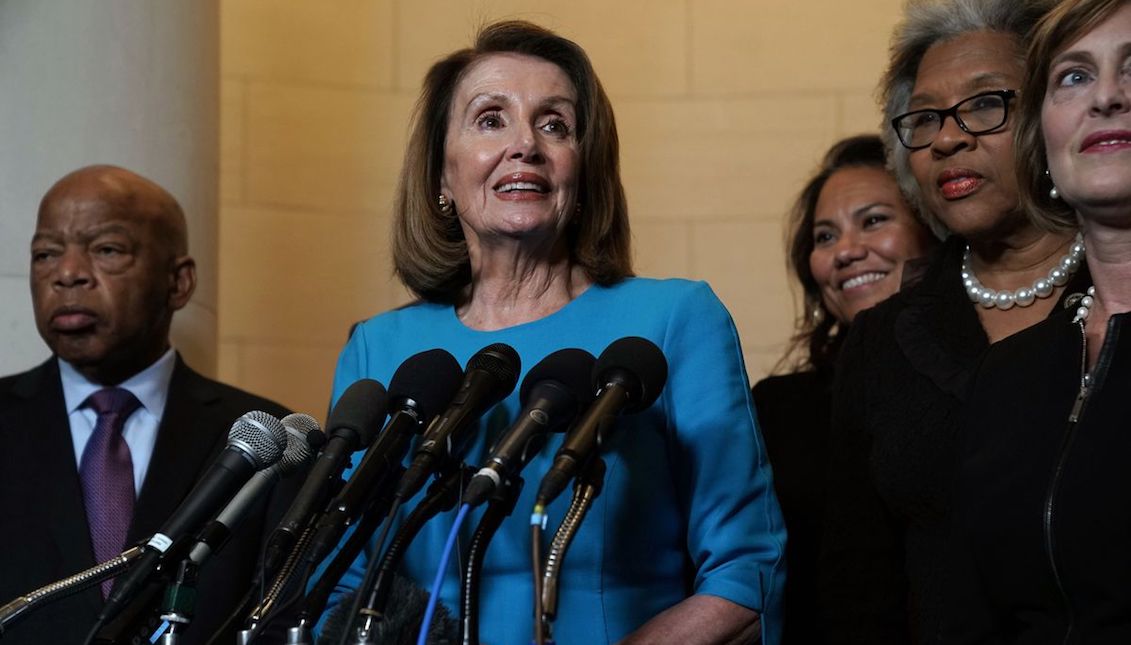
[752,134,934,645]
[947,1,1131,641]
[818,1,1088,644]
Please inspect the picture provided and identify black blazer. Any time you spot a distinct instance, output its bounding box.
[0,356,292,645]
[947,310,1131,643]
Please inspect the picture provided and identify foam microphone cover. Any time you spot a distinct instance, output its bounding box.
[520,347,597,409]
[467,342,522,409]
[593,336,668,412]
[388,348,463,419]
[327,378,389,447]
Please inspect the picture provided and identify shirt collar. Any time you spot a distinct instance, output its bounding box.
[59,348,178,418]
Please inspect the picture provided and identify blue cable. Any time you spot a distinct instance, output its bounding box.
[418,503,471,645]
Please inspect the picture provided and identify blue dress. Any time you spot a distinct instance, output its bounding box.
[319,277,785,644]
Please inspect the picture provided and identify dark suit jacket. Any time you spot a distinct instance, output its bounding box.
[0,355,292,645]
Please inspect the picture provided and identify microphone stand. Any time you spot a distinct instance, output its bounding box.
[346,465,472,645]
[237,523,316,644]
[459,477,523,645]
[286,468,401,641]
[208,468,352,645]
[149,560,200,644]
[540,457,606,641]
[0,547,142,636]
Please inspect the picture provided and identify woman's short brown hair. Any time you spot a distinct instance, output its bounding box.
[1016,0,1128,231]
[392,20,632,303]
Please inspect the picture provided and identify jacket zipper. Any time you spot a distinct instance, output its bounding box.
[1043,321,1089,645]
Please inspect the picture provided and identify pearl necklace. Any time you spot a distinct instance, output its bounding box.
[1072,286,1097,324]
[961,233,1085,310]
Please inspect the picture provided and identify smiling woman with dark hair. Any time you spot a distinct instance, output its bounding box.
[753,134,934,645]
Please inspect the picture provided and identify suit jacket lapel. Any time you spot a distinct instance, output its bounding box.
[8,360,103,610]
[128,356,227,543]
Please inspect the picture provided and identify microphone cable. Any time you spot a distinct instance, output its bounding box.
[419,503,472,645]
[530,504,549,645]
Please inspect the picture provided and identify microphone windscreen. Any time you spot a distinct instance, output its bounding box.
[327,378,389,448]
[388,349,463,422]
[594,336,669,413]
[467,342,522,400]
[277,413,318,474]
[317,573,459,645]
[520,348,597,406]
[229,411,287,468]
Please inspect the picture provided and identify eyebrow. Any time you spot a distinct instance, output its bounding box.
[1052,42,1131,70]
[31,223,135,245]
[463,92,577,113]
[852,201,895,217]
[908,72,1013,109]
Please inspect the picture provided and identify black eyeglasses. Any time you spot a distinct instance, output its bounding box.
[891,89,1017,150]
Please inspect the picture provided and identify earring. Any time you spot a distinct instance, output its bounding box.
[811,304,825,324]
[1049,185,1060,200]
[437,194,452,214]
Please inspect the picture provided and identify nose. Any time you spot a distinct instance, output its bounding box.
[54,247,92,288]
[507,122,545,163]
[930,113,975,158]
[1090,72,1131,117]
[833,233,868,269]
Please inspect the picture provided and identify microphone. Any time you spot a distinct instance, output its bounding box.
[394,343,521,500]
[462,348,596,508]
[188,413,317,565]
[535,337,668,506]
[97,411,288,624]
[266,379,389,557]
[304,349,464,566]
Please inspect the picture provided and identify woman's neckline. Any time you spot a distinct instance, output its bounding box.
[447,280,601,334]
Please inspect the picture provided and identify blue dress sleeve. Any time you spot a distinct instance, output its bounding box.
[662,282,786,642]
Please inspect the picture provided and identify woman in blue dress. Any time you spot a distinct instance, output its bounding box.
[320,20,785,645]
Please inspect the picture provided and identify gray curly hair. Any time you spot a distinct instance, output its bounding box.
[879,0,1055,238]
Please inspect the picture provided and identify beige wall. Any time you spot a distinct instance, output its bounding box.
[218,0,903,421]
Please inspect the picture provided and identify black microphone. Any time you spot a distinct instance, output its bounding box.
[304,349,464,565]
[462,348,596,508]
[535,337,668,506]
[188,413,317,565]
[97,411,288,624]
[266,379,388,558]
[394,343,521,500]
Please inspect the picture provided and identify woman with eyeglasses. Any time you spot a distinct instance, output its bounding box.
[945,0,1131,641]
[818,1,1087,644]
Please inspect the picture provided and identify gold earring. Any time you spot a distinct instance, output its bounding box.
[438,194,452,214]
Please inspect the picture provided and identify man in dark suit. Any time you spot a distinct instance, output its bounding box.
[0,165,292,644]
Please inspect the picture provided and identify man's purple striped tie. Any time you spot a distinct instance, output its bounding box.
[79,387,140,599]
